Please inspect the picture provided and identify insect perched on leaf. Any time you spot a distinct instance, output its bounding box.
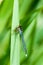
[14,25,27,57]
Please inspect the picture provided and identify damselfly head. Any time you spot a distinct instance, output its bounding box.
[14,25,23,33]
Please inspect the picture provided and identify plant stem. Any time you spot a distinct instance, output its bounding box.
[10,0,20,65]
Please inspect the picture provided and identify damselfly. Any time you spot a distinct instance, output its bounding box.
[15,25,27,56]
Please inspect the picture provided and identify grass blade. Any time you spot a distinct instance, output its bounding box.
[10,0,20,65]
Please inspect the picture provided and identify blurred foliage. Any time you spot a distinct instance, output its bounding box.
[0,0,43,65]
